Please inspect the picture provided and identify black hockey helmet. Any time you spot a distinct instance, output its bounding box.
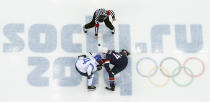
[98,15,105,22]
[121,49,130,56]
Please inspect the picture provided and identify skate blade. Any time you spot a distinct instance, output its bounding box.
[105,87,115,91]
[87,88,96,91]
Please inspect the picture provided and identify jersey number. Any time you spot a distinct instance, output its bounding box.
[83,58,90,64]
[113,53,122,59]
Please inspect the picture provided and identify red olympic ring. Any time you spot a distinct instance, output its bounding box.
[183,57,205,78]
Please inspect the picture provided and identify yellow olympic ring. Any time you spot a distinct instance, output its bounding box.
[148,67,170,87]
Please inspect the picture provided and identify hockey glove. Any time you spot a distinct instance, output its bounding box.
[97,65,102,71]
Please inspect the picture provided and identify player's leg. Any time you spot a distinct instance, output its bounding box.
[104,17,115,34]
[105,65,126,91]
[87,74,96,90]
[83,13,96,33]
[111,65,126,75]
[75,65,96,90]
[105,66,116,91]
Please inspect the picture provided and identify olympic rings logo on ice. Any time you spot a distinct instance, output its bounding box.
[136,57,205,87]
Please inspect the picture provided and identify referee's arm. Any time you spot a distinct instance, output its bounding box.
[109,10,116,21]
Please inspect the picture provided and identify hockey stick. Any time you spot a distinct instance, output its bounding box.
[89,52,92,55]
[92,70,99,74]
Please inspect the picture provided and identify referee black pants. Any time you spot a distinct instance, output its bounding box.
[84,13,114,30]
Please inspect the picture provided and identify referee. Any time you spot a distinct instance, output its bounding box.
[83,8,116,39]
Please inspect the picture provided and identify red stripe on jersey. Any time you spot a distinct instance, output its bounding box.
[95,24,99,27]
[105,59,110,63]
[109,78,115,81]
[106,10,110,15]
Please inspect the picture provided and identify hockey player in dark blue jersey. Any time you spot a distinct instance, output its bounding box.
[103,49,130,91]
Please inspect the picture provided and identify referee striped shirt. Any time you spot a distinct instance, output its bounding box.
[94,8,115,27]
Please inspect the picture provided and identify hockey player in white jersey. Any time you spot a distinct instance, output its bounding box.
[75,54,104,90]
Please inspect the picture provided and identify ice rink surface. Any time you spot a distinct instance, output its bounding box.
[0,0,210,102]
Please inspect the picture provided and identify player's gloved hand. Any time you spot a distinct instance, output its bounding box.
[97,65,102,71]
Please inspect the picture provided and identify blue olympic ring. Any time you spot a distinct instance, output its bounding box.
[136,57,158,78]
